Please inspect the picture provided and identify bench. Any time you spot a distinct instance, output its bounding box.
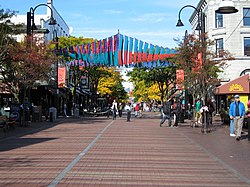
[0,116,16,132]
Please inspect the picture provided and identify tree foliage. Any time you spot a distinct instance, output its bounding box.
[127,65,177,102]
[174,33,234,104]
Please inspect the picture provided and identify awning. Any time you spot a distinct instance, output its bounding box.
[215,74,250,95]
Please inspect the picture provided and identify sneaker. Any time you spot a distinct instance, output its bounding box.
[230,133,236,137]
[160,123,162,127]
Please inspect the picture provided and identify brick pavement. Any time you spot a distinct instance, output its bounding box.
[0,115,249,187]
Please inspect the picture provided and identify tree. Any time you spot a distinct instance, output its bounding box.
[128,65,177,103]
[174,33,233,105]
[7,36,57,101]
[98,67,127,102]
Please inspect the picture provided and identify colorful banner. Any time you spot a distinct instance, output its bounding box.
[128,37,133,65]
[118,34,123,66]
[123,35,129,66]
[133,38,138,63]
[176,69,184,90]
[62,33,176,67]
[58,67,66,88]
[138,40,143,63]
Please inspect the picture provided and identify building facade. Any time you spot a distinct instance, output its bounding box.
[190,0,250,82]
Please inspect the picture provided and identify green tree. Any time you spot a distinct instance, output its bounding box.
[128,65,177,103]
[174,33,233,105]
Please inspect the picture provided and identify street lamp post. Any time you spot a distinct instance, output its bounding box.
[176,2,238,133]
[176,4,207,132]
[52,30,59,115]
[27,4,57,37]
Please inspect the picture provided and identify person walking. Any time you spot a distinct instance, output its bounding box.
[194,99,202,127]
[229,95,245,141]
[111,99,118,120]
[229,98,235,137]
[118,102,123,117]
[247,99,250,141]
[124,102,131,122]
[160,98,172,127]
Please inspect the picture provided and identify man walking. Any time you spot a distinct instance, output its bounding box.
[229,95,245,141]
[160,98,172,127]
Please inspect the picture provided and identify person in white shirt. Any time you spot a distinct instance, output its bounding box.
[111,100,118,120]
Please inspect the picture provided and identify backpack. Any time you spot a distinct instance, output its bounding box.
[163,102,171,114]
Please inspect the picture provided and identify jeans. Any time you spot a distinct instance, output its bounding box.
[233,117,244,137]
[160,112,172,126]
[230,119,234,134]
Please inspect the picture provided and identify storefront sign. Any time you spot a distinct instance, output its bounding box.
[229,84,244,92]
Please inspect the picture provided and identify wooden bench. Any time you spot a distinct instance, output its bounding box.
[0,116,16,132]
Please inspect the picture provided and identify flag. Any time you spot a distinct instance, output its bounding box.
[133,38,138,63]
[142,42,148,62]
[113,34,119,66]
[192,52,202,72]
[128,37,133,65]
[138,40,143,63]
[176,69,184,90]
[159,47,165,61]
[123,35,129,66]
[118,34,124,66]
[103,38,108,65]
[147,44,154,67]
[108,36,113,66]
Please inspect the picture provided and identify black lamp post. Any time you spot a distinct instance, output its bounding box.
[176,4,207,132]
[51,29,59,114]
[176,5,205,40]
[27,4,57,37]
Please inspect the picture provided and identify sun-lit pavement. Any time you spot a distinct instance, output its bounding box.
[0,114,249,187]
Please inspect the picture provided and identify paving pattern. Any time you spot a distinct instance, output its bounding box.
[0,117,249,187]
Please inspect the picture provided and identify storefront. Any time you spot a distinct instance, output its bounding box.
[215,74,250,112]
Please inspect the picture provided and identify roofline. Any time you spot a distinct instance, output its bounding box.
[189,0,207,23]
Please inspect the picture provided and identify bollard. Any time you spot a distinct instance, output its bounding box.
[127,110,131,122]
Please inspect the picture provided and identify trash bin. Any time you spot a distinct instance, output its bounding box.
[49,107,57,122]
[32,106,42,122]
[74,108,79,117]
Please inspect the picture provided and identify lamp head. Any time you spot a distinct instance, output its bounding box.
[176,19,184,27]
[215,0,238,14]
[195,23,201,31]
[49,17,57,25]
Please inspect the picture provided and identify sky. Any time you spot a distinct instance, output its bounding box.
[1,0,199,49]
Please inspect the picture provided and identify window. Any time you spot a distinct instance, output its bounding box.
[243,8,250,26]
[244,37,250,56]
[216,38,223,57]
[215,13,223,28]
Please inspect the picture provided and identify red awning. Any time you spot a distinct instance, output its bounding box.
[215,74,250,95]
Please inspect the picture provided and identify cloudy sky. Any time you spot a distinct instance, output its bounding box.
[1,0,199,48]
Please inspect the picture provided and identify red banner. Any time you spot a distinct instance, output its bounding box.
[176,69,184,90]
[58,67,66,88]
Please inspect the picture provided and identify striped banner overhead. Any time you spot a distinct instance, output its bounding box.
[118,34,123,66]
[114,34,119,66]
[128,37,133,65]
[123,35,129,66]
[133,38,138,63]
[138,40,143,63]
[108,36,113,66]
[103,38,108,65]
[64,33,176,68]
